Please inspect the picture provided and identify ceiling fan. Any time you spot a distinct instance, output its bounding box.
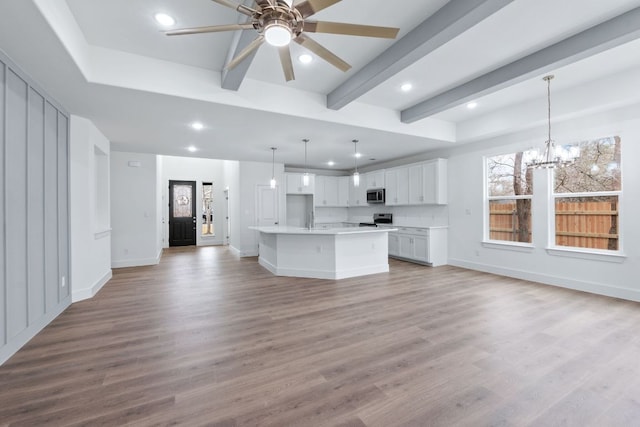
[166,0,400,81]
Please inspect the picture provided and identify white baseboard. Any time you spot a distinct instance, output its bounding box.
[0,296,71,366]
[72,270,112,303]
[111,255,161,269]
[448,258,640,302]
[229,245,241,256]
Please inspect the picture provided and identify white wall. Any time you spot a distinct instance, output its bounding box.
[160,155,227,247]
[110,152,160,267]
[223,160,240,253]
[235,161,285,256]
[446,104,640,302]
[69,115,112,302]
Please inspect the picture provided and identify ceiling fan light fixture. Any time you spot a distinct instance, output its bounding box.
[264,23,292,47]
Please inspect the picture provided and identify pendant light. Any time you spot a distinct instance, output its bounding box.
[352,139,360,187]
[270,147,277,189]
[527,75,579,169]
[302,138,310,187]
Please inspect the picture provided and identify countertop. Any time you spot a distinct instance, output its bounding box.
[249,226,398,235]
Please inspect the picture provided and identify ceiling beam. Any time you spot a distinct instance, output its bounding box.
[221,0,258,91]
[326,0,515,110]
[401,6,640,123]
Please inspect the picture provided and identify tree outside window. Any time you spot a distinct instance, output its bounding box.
[486,136,621,251]
[554,136,621,251]
[486,152,534,243]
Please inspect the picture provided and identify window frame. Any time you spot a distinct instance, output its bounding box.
[484,153,534,247]
[550,136,623,255]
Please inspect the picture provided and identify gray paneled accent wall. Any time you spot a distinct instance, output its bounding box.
[1,50,71,365]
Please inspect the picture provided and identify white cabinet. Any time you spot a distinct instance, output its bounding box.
[407,159,447,205]
[388,227,447,266]
[408,164,424,205]
[349,176,367,206]
[366,170,385,189]
[388,232,399,256]
[422,159,447,204]
[315,176,339,207]
[337,176,350,207]
[385,167,409,206]
[286,173,315,195]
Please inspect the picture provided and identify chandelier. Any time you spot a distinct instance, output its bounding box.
[527,75,579,169]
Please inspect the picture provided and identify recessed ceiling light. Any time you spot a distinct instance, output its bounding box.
[327,161,335,167]
[299,54,313,64]
[187,146,197,153]
[191,122,204,131]
[154,13,175,27]
[400,83,413,92]
[467,101,478,109]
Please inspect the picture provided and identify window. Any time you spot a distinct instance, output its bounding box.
[554,136,621,251]
[202,182,214,236]
[486,152,534,243]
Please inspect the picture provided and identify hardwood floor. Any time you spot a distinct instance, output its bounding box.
[1,246,639,426]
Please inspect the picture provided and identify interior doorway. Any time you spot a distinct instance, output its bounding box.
[169,180,197,246]
[256,185,279,227]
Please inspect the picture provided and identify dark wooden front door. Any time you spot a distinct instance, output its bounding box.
[169,180,197,247]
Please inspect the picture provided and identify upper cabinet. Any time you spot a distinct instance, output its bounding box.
[385,167,409,206]
[366,170,385,189]
[306,158,446,207]
[286,173,315,194]
[408,159,447,205]
[315,176,338,206]
[337,176,350,207]
[422,159,447,205]
[349,175,367,207]
[315,175,350,207]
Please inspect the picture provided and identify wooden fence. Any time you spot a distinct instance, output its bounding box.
[489,200,618,250]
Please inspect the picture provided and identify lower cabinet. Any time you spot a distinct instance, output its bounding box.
[387,227,447,266]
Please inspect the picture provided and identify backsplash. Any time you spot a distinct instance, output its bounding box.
[316,205,448,227]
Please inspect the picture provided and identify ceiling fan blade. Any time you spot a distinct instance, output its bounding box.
[294,33,351,72]
[212,0,258,16]
[226,36,265,70]
[278,46,295,82]
[304,21,399,39]
[295,0,341,18]
[166,23,254,36]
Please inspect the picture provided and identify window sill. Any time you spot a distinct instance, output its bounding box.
[94,229,111,240]
[546,246,627,263]
[201,234,216,239]
[482,241,535,253]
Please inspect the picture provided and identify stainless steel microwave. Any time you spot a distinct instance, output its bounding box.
[366,188,385,204]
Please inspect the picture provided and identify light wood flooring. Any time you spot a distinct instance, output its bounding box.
[1,246,640,426]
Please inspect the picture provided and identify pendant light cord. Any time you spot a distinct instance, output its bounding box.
[271,147,276,177]
[353,139,358,173]
[547,76,552,143]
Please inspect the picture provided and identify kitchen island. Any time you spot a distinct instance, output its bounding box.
[249,226,397,280]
